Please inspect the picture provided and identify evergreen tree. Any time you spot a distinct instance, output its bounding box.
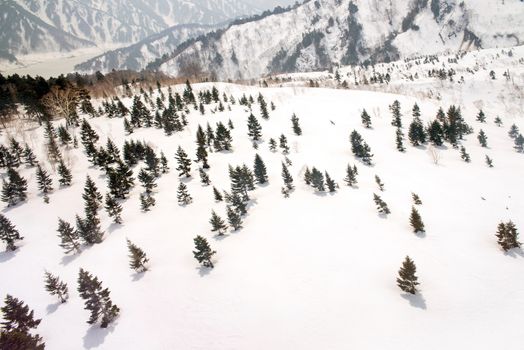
[476,109,486,123]
[224,191,247,216]
[57,125,72,146]
[177,182,192,205]
[310,167,325,192]
[199,168,211,186]
[375,175,385,191]
[281,162,294,191]
[23,144,37,167]
[44,271,69,303]
[138,168,156,194]
[76,213,103,245]
[485,155,494,168]
[279,134,290,154]
[107,161,134,199]
[175,146,192,177]
[390,100,402,127]
[343,164,358,186]
[213,187,223,202]
[0,295,44,350]
[259,94,269,119]
[105,194,123,224]
[396,128,406,152]
[361,109,372,128]
[193,235,216,268]
[350,130,373,165]
[428,120,444,146]
[77,269,120,328]
[9,138,23,164]
[253,154,268,184]
[144,148,160,177]
[0,214,23,251]
[57,218,81,254]
[1,168,27,206]
[127,239,149,272]
[226,206,242,231]
[82,176,103,217]
[412,193,422,205]
[57,159,72,186]
[160,152,170,173]
[291,113,302,135]
[268,138,277,152]
[214,122,233,151]
[210,211,227,235]
[373,193,390,215]
[304,167,312,185]
[229,165,255,201]
[496,221,521,252]
[477,129,488,147]
[325,172,337,192]
[140,193,155,212]
[514,133,524,152]
[397,256,419,294]
[36,164,53,203]
[124,118,134,134]
[247,113,262,141]
[460,146,471,162]
[494,116,503,127]
[410,206,425,233]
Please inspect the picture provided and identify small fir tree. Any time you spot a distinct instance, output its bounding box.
[193,235,216,268]
[210,211,227,235]
[127,239,149,272]
[375,175,385,191]
[36,164,53,203]
[177,182,192,205]
[396,256,419,294]
[291,113,302,135]
[247,113,262,141]
[410,206,425,233]
[343,164,358,186]
[373,193,390,215]
[105,194,123,224]
[253,154,268,184]
[496,221,521,252]
[268,138,277,152]
[227,206,243,231]
[485,155,494,168]
[140,192,156,212]
[412,193,422,205]
[0,214,23,251]
[477,129,488,147]
[175,146,192,177]
[213,187,223,202]
[361,109,372,128]
[44,271,69,303]
[57,218,81,254]
[281,162,294,191]
[460,146,471,162]
[0,295,44,349]
[57,159,73,186]
[199,168,211,186]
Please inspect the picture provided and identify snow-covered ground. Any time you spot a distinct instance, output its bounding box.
[1,48,524,349]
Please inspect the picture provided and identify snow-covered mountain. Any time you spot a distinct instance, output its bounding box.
[74,24,218,73]
[157,0,524,80]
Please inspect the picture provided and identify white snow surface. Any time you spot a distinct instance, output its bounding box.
[1,47,524,349]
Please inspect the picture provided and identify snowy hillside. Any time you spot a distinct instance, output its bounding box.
[158,0,524,80]
[0,46,524,349]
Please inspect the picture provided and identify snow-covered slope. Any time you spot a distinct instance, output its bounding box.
[158,0,524,80]
[1,46,524,349]
[74,24,218,73]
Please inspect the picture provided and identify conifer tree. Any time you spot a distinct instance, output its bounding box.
[281,162,294,191]
[310,167,325,192]
[224,191,247,216]
[477,129,488,147]
[0,295,44,349]
[227,206,242,231]
[23,144,37,167]
[199,168,211,186]
[279,134,290,154]
[350,130,373,165]
[9,138,23,164]
[44,271,69,303]
[460,146,471,162]
[1,168,27,206]
[0,214,23,251]
[397,256,419,294]
[76,213,103,245]
[124,118,133,134]
[494,116,503,127]
[375,175,385,191]
[408,103,427,146]
[144,148,160,177]
[268,138,277,152]
[107,161,134,199]
[410,206,425,233]
[210,211,227,235]
[259,94,270,120]
[160,152,169,173]
[213,187,223,202]
[304,167,312,185]
[214,122,233,151]
[485,155,494,168]
[247,113,262,141]
[428,120,444,146]
[396,128,406,152]
[291,114,302,135]
[57,218,81,254]
[36,164,53,203]
[77,269,120,328]
[177,182,192,205]
[175,146,192,177]
[373,193,390,215]
[193,235,216,268]
[57,159,72,186]
[195,128,210,169]
[253,154,268,184]
[127,239,149,272]
[140,193,155,212]
[361,109,372,128]
[476,109,486,123]
[390,100,402,128]
[514,134,524,152]
[105,194,123,224]
[82,176,103,217]
[496,221,521,252]
[138,169,156,194]
[343,164,358,186]
[325,172,337,192]
[412,193,422,205]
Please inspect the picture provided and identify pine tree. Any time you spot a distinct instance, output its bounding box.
[144,148,160,176]
[57,159,72,186]
[105,194,123,224]
[213,187,223,202]
[23,144,37,167]
[76,213,103,245]
[177,182,192,205]
[485,155,494,168]
[373,193,390,215]
[279,134,290,154]
[259,94,270,119]
[477,129,488,147]
[494,116,503,127]
[508,124,519,139]
[124,117,134,134]
[460,146,471,162]
[361,109,372,128]
[210,211,227,235]
[291,113,302,135]
[214,122,233,151]
[412,193,422,205]
[514,133,524,152]
[476,109,486,123]
[227,206,242,231]
[127,239,149,272]
[410,206,425,233]
[193,235,216,268]
[343,164,358,186]
[304,167,312,185]
[160,152,169,173]
[36,164,53,203]
[253,154,268,184]
[57,218,80,254]
[224,191,247,216]
[375,175,385,191]
[82,176,103,217]
[138,168,157,194]
[77,269,120,328]
[199,168,211,186]
[390,100,402,128]
[397,256,419,294]
[175,146,192,177]
[44,271,69,303]
[396,128,406,152]
[310,167,325,192]
[1,168,27,206]
[281,162,294,191]
[428,120,444,146]
[496,221,521,252]
[0,295,44,350]
[0,214,23,251]
[268,138,277,152]
[350,130,373,165]
[140,193,156,212]
[325,172,337,192]
[247,113,262,141]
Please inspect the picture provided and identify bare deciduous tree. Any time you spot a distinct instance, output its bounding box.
[42,86,80,126]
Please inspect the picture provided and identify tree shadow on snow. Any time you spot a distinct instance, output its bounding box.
[505,248,524,259]
[46,302,62,315]
[212,234,228,241]
[401,293,427,310]
[131,272,146,282]
[415,230,426,238]
[0,249,19,263]
[197,266,212,277]
[1,201,27,214]
[107,223,123,234]
[83,323,116,349]
[60,253,80,266]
